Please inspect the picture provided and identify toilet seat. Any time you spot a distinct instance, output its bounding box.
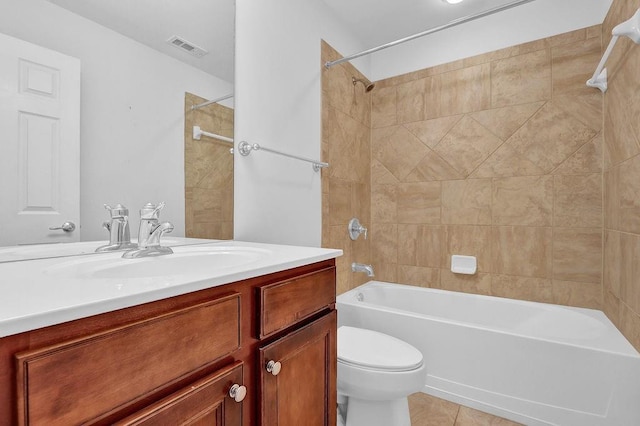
[338,326,423,372]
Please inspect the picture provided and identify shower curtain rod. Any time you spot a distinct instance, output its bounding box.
[324,0,537,69]
[191,93,234,110]
[193,126,234,144]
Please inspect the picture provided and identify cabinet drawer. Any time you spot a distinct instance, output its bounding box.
[16,293,241,426]
[115,361,244,426]
[259,266,335,338]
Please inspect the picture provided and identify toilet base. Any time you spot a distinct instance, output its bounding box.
[344,396,411,426]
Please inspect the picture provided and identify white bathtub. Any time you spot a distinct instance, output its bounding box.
[337,281,640,426]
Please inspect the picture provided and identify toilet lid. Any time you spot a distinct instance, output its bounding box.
[338,326,423,372]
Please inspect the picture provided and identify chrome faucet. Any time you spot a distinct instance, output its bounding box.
[96,204,138,252]
[352,262,375,277]
[123,202,174,259]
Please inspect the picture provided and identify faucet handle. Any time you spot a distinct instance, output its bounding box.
[140,202,165,219]
[348,218,368,241]
[104,204,129,218]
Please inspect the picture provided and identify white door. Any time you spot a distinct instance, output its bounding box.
[0,32,81,246]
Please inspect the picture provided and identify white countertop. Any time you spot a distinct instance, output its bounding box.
[0,240,342,338]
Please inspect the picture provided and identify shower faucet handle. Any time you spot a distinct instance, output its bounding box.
[348,218,368,240]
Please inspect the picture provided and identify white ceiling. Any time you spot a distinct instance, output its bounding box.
[48,0,235,83]
[45,0,612,85]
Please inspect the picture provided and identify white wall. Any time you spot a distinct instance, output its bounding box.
[370,0,613,81]
[0,0,233,241]
[234,0,367,246]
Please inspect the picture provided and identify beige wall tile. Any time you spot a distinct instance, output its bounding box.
[371,224,398,265]
[397,78,428,123]
[603,89,640,166]
[398,224,442,268]
[371,184,397,223]
[552,133,602,175]
[546,28,587,47]
[553,227,602,283]
[326,225,353,295]
[553,174,602,227]
[397,265,440,288]
[352,182,371,223]
[397,182,442,224]
[443,225,492,273]
[325,106,371,183]
[372,86,397,128]
[439,271,492,295]
[586,25,602,40]
[491,49,551,108]
[552,280,602,309]
[619,232,640,315]
[442,179,492,225]
[327,178,352,226]
[469,102,544,141]
[372,159,400,184]
[604,290,621,330]
[471,143,546,178]
[374,262,398,283]
[372,125,431,181]
[434,116,504,177]
[618,154,640,234]
[404,150,464,182]
[427,63,491,118]
[491,275,553,303]
[603,230,622,298]
[508,102,598,173]
[553,93,603,133]
[321,44,370,127]
[620,303,640,353]
[404,115,463,149]
[552,37,602,97]
[492,226,552,278]
[604,168,620,230]
[492,176,553,226]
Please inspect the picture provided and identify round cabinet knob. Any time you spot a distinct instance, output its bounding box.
[266,360,282,376]
[228,384,247,403]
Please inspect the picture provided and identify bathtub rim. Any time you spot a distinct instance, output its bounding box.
[337,281,640,358]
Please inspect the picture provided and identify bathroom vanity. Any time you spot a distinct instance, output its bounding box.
[0,241,340,425]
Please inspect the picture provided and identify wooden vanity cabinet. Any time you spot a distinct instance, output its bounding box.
[114,361,245,426]
[0,258,336,426]
[257,266,337,426]
[259,312,336,426]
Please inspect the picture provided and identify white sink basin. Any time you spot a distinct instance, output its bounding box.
[45,245,271,280]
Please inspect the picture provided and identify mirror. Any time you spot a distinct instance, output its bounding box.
[0,0,235,252]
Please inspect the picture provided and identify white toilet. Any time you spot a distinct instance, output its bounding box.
[337,326,427,426]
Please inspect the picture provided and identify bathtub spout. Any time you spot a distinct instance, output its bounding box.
[352,262,374,277]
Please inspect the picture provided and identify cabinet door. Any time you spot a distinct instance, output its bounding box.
[259,311,337,426]
[115,361,245,426]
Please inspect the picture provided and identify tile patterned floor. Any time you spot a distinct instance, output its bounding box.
[409,393,523,426]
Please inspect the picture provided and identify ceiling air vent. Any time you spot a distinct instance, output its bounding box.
[166,35,208,58]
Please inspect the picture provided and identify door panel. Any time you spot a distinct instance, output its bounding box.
[0,32,80,245]
[259,312,337,426]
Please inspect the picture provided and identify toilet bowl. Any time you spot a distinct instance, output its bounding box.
[337,326,426,426]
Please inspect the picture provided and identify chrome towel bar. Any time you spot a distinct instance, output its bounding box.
[238,141,329,172]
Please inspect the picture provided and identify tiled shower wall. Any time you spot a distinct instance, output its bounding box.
[369,26,604,308]
[184,93,234,240]
[321,41,372,295]
[602,0,640,351]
